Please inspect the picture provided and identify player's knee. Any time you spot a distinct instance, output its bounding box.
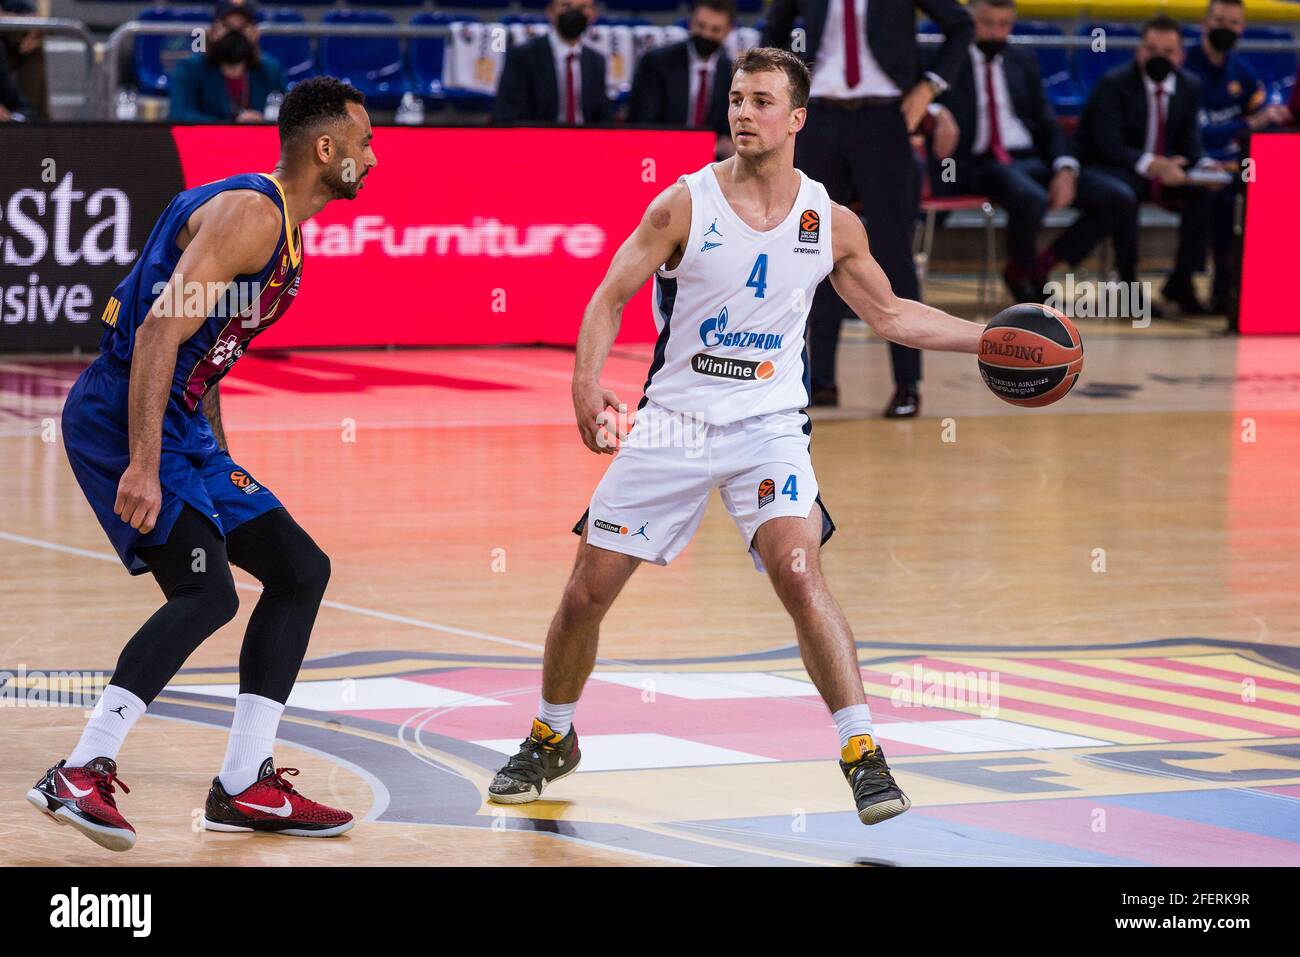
[205,576,241,628]
[771,564,823,614]
[557,577,614,626]
[296,542,331,599]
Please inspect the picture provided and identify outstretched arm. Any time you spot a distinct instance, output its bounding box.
[572,182,691,454]
[115,191,281,533]
[828,204,983,355]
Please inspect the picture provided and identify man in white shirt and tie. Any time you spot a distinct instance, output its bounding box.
[927,0,1134,304]
[762,0,973,418]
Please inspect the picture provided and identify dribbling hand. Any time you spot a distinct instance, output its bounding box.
[114,462,163,534]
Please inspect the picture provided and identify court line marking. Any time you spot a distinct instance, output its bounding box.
[0,528,545,653]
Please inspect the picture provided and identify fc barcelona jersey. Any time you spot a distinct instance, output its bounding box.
[98,173,303,413]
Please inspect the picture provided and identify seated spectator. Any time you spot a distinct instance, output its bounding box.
[1075,14,1219,315]
[627,0,735,153]
[169,0,284,123]
[492,0,610,125]
[928,0,1134,303]
[1183,0,1289,312]
[1,0,46,120]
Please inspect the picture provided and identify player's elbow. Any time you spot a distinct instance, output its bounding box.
[865,299,906,344]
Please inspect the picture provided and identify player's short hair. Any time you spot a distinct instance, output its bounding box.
[1142,14,1182,37]
[731,47,810,110]
[691,0,737,21]
[278,76,366,146]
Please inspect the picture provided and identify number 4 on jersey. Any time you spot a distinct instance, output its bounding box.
[746,254,768,299]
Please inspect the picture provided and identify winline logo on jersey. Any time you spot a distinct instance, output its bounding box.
[693,305,780,382]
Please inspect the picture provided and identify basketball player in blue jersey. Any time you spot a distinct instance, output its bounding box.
[488,48,987,825]
[27,77,376,851]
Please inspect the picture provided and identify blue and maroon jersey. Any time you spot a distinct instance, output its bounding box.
[97,172,303,413]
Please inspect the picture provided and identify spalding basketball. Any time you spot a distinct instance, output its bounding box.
[978,303,1083,408]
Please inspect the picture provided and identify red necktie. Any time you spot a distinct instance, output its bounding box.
[985,58,1011,164]
[843,0,860,89]
[565,51,578,125]
[692,65,710,128]
[1151,86,1166,202]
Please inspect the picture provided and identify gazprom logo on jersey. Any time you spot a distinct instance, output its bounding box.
[697,306,783,351]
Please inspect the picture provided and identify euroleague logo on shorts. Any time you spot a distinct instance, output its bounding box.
[757,478,776,509]
[798,209,820,244]
[229,470,261,494]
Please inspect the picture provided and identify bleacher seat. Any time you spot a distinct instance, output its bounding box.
[604,0,684,14]
[1074,22,1138,95]
[408,11,458,104]
[259,8,316,86]
[1015,21,1082,116]
[134,6,209,95]
[349,0,423,6]
[263,0,333,8]
[320,10,408,108]
[1240,26,1298,104]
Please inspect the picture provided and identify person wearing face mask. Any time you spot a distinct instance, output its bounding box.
[169,0,285,124]
[1075,14,1217,317]
[1183,0,1285,313]
[627,0,736,155]
[927,0,1135,304]
[492,0,611,125]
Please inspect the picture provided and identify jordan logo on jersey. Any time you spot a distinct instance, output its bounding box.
[701,219,723,252]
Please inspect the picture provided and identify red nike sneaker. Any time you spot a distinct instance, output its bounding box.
[27,757,136,852]
[203,758,354,837]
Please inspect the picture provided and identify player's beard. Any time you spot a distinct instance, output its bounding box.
[322,161,362,201]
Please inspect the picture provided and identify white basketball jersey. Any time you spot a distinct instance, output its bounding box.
[642,164,835,427]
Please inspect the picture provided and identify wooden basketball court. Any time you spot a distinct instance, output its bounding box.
[4,302,1300,867]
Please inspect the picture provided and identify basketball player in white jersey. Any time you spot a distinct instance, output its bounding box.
[488,48,985,824]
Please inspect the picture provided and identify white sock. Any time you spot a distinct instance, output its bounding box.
[67,685,146,767]
[219,693,285,795]
[537,697,577,737]
[832,703,875,749]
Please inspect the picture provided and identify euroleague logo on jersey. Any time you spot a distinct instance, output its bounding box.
[798,209,820,244]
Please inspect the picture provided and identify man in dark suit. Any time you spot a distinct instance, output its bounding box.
[930,0,1134,302]
[763,0,972,417]
[627,0,735,153]
[1075,14,1217,314]
[492,0,610,125]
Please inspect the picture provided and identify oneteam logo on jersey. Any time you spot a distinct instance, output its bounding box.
[698,306,784,351]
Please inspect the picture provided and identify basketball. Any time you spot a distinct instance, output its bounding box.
[978,303,1084,408]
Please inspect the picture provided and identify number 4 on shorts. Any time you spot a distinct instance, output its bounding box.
[782,474,798,501]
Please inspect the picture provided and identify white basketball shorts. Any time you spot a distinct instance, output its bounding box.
[572,400,835,573]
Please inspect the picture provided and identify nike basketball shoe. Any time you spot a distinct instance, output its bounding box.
[28,757,136,852]
[840,734,912,825]
[203,758,354,837]
[487,718,581,804]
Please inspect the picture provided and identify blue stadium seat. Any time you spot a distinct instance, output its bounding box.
[603,0,683,13]
[1240,26,1298,104]
[259,8,316,85]
[735,0,761,12]
[349,0,423,6]
[408,11,458,103]
[1014,21,1082,116]
[320,10,408,108]
[134,6,209,95]
[260,0,333,7]
[517,0,549,9]
[1074,22,1138,95]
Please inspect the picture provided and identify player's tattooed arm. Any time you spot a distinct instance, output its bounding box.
[203,383,227,452]
[571,182,691,454]
[827,203,983,355]
[115,191,281,533]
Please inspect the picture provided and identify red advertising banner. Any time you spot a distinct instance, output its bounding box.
[1239,132,1300,335]
[170,126,714,347]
